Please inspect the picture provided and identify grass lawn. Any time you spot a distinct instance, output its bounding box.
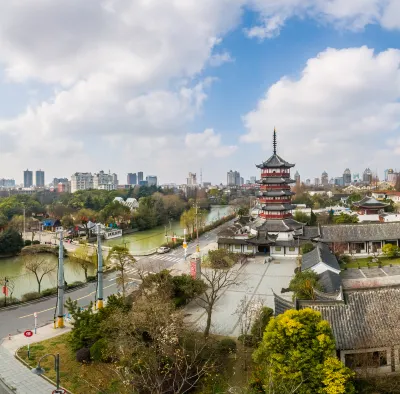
[341,257,400,269]
[17,333,122,394]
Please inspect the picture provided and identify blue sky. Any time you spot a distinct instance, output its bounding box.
[1,1,400,185]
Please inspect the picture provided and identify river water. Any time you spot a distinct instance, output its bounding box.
[0,206,233,299]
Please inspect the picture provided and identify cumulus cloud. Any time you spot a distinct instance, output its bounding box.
[241,46,400,178]
[245,0,400,39]
[185,129,237,158]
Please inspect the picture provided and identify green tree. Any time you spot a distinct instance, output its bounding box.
[0,212,8,229]
[208,248,240,268]
[237,206,249,218]
[99,200,131,224]
[61,214,74,229]
[301,243,315,254]
[75,208,97,237]
[382,243,399,259]
[288,270,322,300]
[293,210,311,224]
[252,309,355,394]
[0,228,24,256]
[333,212,359,224]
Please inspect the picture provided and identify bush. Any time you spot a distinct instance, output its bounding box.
[301,243,315,254]
[21,292,41,302]
[251,307,273,344]
[68,281,84,289]
[86,275,96,283]
[216,338,237,354]
[90,338,108,362]
[32,240,40,245]
[24,240,32,246]
[76,347,91,364]
[41,287,57,297]
[238,334,257,347]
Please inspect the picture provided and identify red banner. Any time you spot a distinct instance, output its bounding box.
[190,261,196,279]
[2,286,8,296]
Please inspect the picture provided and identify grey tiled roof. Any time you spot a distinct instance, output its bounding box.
[256,154,295,169]
[217,237,250,245]
[318,271,342,293]
[301,242,340,271]
[273,292,295,316]
[257,190,295,197]
[257,177,295,184]
[261,204,296,211]
[302,226,320,239]
[256,218,304,232]
[320,222,400,242]
[353,196,388,208]
[303,288,400,350]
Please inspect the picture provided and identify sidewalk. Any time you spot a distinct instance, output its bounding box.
[0,324,71,394]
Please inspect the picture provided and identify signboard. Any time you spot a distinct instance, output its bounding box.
[24,330,33,338]
[2,286,8,296]
[190,261,196,279]
[182,242,187,249]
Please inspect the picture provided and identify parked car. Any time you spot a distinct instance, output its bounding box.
[157,246,170,254]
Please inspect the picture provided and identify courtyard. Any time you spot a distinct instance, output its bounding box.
[184,256,297,336]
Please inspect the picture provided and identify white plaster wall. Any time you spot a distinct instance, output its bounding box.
[311,262,340,275]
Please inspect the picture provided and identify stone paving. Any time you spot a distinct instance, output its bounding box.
[0,324,71,394]
[184,256,297,336]
[341,266,400,289]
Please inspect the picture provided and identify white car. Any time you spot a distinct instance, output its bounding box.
[157,246,170,254]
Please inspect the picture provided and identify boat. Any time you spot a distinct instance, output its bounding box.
[103,229,123,240]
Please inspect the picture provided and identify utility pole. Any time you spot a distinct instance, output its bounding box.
[56,231,65,328]
[39,223,42,244]
[96,223,104,309]
[23,204,26,241]
[195,201,199,253]
[3,277,8,307]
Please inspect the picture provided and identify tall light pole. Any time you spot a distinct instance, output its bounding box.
[23,203,26,241]
[194,201,200,253]
[31,353,61,392]
[56,231,64,328]
[96,223,104,309]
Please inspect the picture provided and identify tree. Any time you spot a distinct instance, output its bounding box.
[301,243,315,254]
[293,210,311,224]
[288,270,322,300]
[207,248,240,268]
[333,212,359,224]
[61,214,74,229]
[75,208,97,237]
[0,228,24,256]
[252,309,355,394]
[103,294,218,394]
[8,215,24,234]
[382,243,399,259]
[99,201,131,224]
[23,253,56,293]
[72,243,96,281]
[237,206,249,218]
[197,265,240,337]
[107,245,136,298]
[0,212,8,230]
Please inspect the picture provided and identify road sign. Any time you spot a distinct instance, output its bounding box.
[24,330,33,338]
[34,312,37,318]
[183,242,187,249]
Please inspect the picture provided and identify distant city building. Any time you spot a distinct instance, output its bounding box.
[0,179,15,188]
[202,182,212,188]
[53,177,68,186]
[329,178,335,185]
[321,171,328,186]
[227,170,240,186]
[93,170,118,190]
[387,169,398,184]
[334,177,344,186]
[57,182,70,193]
[363,168,373,184]
[384,169,390,182]
[250,176,256,184]
[127,173,137,185]
[343,168,351,186]
[138,172,144,183]
[187,172,197,186]
[138,180,148,186]
[240,177,244,186]
[146,175,157,186]
[294,171,300,184]
[35,170,45,187]
[23,169,33,188]
[71,172,93,193]
[314,178,320,186]
[305,179,311,186]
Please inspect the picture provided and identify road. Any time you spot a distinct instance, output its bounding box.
[0,220,233,340]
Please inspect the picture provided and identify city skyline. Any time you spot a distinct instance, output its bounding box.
[0,2,400,183]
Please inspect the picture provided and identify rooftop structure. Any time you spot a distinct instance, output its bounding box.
[353,196,389,215]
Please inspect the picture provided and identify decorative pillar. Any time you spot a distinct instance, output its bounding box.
[57,232,65,328]
[96,223,104,309]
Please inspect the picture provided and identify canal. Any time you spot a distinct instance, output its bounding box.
[0,205,233,299]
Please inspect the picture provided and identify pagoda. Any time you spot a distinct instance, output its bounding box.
[256,128,296,220]
[353,196,389,215]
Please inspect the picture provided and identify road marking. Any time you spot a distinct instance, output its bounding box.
[19,307,54,319]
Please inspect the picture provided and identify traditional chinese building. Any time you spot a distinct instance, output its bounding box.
[353,196,389,215]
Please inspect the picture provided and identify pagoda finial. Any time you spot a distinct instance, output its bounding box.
[273,127,277,155]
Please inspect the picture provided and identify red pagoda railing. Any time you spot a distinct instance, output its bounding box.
[259,212,292,219]
[258,198,291,204]
[260,185,291,190]
[261,171,290,177]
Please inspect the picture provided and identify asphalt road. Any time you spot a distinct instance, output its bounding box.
[0,220,233,340]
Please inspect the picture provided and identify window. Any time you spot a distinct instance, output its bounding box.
[275,247,282,252]
[345,351,387,368]
[247,245,253,251]
[288,247,295,251]
[235,244,240,250]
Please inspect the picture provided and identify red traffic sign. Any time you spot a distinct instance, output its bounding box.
[24,330,33,338]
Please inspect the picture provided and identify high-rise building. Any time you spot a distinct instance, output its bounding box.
[334,177,344,186]
[343,168,351,185]
[321,171,328,186]
[53,177,68,186]
[93,170,118,190]
[0,179,15,188]
[138,172,144,183]
[187,172,197,186]
[227,170,240,186]
[23,169,33,188]
[250,176,256,184]
[294,171,300,184]
[35,170,45,187]
[127,173,137,185]
[387,169,397,184]
[305,179,311,186]
[363,168,372,184]
[71,172,93,193]
[240,177,244,186]
[314,178,320,186]
[146,175,157,186]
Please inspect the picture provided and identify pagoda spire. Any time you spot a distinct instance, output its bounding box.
[273,127,277,155]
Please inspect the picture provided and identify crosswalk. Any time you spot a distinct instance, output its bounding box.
[151,254,183,263]
[108,266,155,282]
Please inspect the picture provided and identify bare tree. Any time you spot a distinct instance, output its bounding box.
[23,253,56,293]
[7,278,16,302]
[72,242,96,281]
[107,245,136,298]
[197,266,241,337]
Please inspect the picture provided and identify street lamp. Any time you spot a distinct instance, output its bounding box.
[31,353,62,392]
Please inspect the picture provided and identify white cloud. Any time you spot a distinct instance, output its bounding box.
[241,46,400,178]
[209,51,235,67]
[245,0,400,39]
[185,129,237,158]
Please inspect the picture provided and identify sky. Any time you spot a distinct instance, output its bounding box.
[1,0,400,185]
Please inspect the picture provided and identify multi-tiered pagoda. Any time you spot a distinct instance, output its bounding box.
[256,128,296,220]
